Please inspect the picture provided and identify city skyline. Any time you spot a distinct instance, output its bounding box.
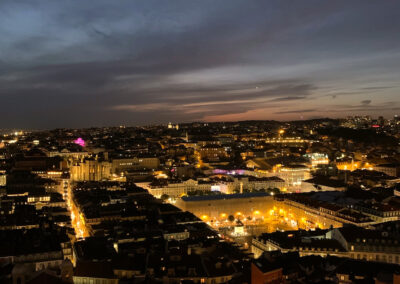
[2,3,400,282]
[1,108,400,283]
[1,0,400,128]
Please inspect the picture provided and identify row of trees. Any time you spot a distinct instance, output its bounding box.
[232,187,280,195]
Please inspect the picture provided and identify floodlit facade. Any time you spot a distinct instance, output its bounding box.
[278,165,310,187]
[70,160,112,181]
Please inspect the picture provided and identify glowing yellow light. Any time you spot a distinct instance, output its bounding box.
[235,212,242,216]
[253,210,260,215]
[220,213,227,218]
[201,215,208,220]
[279,129,285,134]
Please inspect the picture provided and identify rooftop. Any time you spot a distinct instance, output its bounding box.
[181,192,271,202]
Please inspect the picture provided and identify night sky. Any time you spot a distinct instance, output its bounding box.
[1,0,400,129]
